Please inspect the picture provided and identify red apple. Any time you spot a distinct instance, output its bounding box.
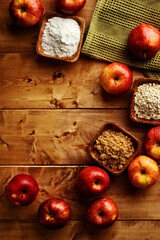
[7,174,39,206]
[87,197,119,228]
[37,198,71,229]
[128,24,160,59]
[128,155,159,189]
[77,166,110,197]
[9,0,44,27]
[99,62,133,95]
[145,126,160,161]
[55,0,86,15]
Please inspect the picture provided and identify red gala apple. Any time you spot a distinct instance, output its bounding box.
[7,174,39,206]
[9,0,44,27]
[145,126,160,161]
[55,0,86,15]
[128,155,159,189]
[87,197,119,228]
[128,24,160,59]
[37,198,71,229]
[99,62,133,95]
[77,166,110,197]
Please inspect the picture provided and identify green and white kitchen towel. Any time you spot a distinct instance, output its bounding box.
[81,0,160,79]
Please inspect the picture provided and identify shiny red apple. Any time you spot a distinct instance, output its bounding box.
[55,0,86,15]
[77,166,110,197]
[99,62,133,95]
[128,155,159,189]
[87,197,119,228]
[7,174,39,206]
[9,0,44,27]
[37,198,71,229]
[145,126,160,161]
[128,24,160,59]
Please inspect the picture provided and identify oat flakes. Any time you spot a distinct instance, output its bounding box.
[134,83,160,120]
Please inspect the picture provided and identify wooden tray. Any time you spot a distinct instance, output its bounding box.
[88,122,141,175]
[36,11,85,62]
[130,78,160,125]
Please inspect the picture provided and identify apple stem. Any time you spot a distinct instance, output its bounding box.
[141,169,146,174]
[98,210,104,217]
[94,179,101,185]
[142,49,147,58]
[21,7,26,13]
[114,77,119,85]
[22,190,27,194]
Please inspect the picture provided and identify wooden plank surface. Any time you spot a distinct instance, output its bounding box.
[1,0,159,239]
[0,220,160,240]
[0,1,144,110]
[0,109,146,165]
[0,166,160,221]
[1,53,144,109]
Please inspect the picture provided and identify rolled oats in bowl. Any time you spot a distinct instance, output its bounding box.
[134,82,160,120]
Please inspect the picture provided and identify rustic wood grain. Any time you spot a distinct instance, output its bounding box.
[0,0,144,110]
[0,109,147,165]
[0,53,144,109]
[0,166,160,220]
[0,0,158,238]
[0,220,159,240]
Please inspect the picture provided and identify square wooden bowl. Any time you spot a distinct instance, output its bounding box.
[88,122,141,175]
[130,78,160,125]
[36,11,85,62]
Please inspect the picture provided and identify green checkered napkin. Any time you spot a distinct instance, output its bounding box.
[81,0,160,78]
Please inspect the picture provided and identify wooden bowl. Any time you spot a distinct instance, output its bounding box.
[130,78,160,125]
[88,122,141,175]
[36,11,85,62]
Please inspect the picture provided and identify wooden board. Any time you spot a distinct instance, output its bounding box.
[0,109,146,165]
[0,0,159,239]
[0,167,160,221]
[0,220,160,240]
[0,53,144,109]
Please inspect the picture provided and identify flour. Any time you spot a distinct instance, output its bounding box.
[41,17,81,58]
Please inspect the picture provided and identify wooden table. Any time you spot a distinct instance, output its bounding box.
[1,1,159,239]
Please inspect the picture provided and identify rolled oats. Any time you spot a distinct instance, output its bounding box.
[134,83,160,120]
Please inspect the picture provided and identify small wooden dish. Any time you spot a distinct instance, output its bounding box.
[130,78,160,125]
[88,122,141,175]
[36,11,85,62]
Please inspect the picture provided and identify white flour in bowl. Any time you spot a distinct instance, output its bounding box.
[41,17,81,58]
